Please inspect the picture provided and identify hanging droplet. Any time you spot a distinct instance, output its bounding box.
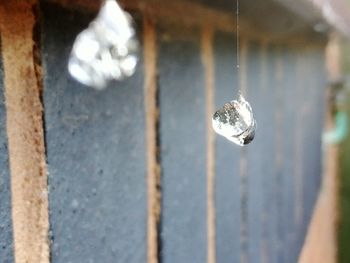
[212,93,256,146]
[68,0,139,89]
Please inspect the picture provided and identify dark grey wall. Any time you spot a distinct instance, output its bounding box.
[42,3,147,263]
[0,2,327,263]
[245,41,266,263]
[159,27,207,263]
[212,37,326,263]
[0,43,14,263]
[158,28,207,263]
[213,33,241,263]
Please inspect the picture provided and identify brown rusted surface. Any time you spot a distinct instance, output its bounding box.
[297,33,339,263]
[297,125,338,263]
[45,0,330,46]
[46,0,238,33]
[201,26,216,263]
[143,15,160,263]
[0,1,50,263]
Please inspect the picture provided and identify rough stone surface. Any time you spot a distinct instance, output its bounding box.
[0,44,14,263]
[213,32,241,263]
[245,41,266,263]
[42,3,147,263]
[38,3,328,263]
[158,28,207,263]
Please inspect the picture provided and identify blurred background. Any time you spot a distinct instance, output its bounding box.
[337,33,350,263]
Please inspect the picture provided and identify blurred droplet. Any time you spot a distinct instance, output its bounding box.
[68,0,139,89]
[212,93,256,146]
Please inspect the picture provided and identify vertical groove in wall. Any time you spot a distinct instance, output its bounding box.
[201,26,216,263]
[32,2,47,155]
[274,48,284,262]
[275,48,283,175]
[143,14,160,263]
[0,1,50,263]
[294,53,304,230]
[239,38,248,263]
[259,42,268,263]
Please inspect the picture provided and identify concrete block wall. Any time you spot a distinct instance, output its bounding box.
[0,1,336,263]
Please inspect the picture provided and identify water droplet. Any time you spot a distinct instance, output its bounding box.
[212,93,256,146]
[68,0,139,89]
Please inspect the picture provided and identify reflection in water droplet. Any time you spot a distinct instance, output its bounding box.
[68,0,139,89]
[212,93,256,146]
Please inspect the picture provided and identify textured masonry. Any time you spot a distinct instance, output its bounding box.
[0,0,340,263]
